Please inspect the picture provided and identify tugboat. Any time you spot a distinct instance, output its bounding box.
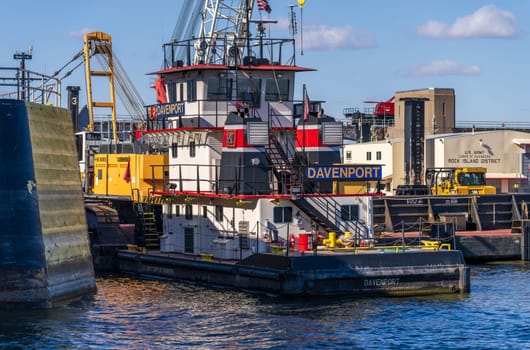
[116,0,470,296]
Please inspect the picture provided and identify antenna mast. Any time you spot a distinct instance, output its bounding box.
[194,0,255,65]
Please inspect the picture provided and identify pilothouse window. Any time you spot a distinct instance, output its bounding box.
[187,79,196,102]
[265,78,289,101]
[238,78,261,108]
[207,77,232,101]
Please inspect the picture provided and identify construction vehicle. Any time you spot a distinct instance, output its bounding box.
[426,167,497,195]
[76,31,168,203]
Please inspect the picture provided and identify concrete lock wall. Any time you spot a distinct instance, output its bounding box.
[26,102,96,304]
[0,100,95,307]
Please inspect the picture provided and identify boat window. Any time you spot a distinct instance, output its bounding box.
[179,83,184,102]
[187,79,196,102]
[190,140,196,157]
[273,206,293,223]
[376,151,382,160]
[340,204,359,221]
[265,78,289,101]
[238,78,261,108]
[185,204,192,220]
[215,205,223,222]
[207,77,232,101]
[366,152,372,161]
[184,227,194,253]
[171,143,178,158]
[167,81,177,102]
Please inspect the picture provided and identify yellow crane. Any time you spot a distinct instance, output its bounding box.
[83,32,119,144]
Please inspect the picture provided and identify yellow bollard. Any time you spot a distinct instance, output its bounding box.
[324,232,336,248]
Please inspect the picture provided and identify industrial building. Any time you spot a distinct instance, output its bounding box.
[343,88,530,194]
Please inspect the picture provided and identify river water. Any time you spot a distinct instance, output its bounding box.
[1,263,530,349]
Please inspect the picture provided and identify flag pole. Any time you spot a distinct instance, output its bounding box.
[302,84,306,168]
[298,0,305,56]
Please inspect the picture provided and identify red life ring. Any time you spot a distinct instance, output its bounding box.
[149,106,157,120]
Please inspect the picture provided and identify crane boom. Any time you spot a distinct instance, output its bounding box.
[83,32,119,144]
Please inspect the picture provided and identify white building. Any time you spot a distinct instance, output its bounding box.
[343,129,530,194]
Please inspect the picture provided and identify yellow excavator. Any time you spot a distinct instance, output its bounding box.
[426,167,497,195]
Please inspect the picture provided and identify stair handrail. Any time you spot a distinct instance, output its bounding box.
[298,194,368,240]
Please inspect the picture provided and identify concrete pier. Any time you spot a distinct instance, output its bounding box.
[0,100,96,307]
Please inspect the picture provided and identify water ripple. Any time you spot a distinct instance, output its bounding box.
[2,264,530,349]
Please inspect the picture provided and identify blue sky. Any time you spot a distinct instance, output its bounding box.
[1,0,529,124]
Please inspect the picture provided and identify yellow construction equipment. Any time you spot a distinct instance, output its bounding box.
[426,167,497,195]
[92,153,167,202]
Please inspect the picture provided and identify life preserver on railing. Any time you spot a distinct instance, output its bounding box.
[149,106,157,120]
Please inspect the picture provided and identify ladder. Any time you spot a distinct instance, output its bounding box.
[134,201,160,250]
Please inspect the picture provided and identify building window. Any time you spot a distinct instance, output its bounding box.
[346,150,352,160]
[190,140,196,157]
[187,79,196,102]
[366,152,372,161]
[341,204,359,221]
[265,78,289,101]
[215,205,223,222]
[376,151,381,160]
[273,206,293,223]
[171,142,178,158]
[185,204,192,220]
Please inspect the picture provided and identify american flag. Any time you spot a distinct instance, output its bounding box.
[257,0,271,13]
[303,90,310,121]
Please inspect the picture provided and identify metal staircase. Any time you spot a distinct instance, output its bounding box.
[134,202,160,249]
[293,195,368,242]
[265,133,300,194]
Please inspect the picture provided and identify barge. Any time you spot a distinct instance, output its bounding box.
[118,249,469,296]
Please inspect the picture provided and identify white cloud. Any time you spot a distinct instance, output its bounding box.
[271,17,291,31]
[303,24,376,50]
[409,60,481,76]
[417,5,518,38]
[69,28,96,38]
